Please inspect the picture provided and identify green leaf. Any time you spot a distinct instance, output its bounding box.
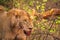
[29,1,34,6]
[43,0,48,2]
[41,8,45,12]
[49,29,56,33]
[50,29,54,33]
[23,5,29,11]
[41,5,45,9]
[56,20,60,24]
[36,5,40,10]
[41,26,45,30]
[42,3,46,5]
[15,3,20,8]
[53,0,57,2]
[57,16,60,19]
[36,1,39,4]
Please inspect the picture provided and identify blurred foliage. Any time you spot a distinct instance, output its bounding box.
[53,0,57,2]
[55,16,60,24]
[13,0,20,8]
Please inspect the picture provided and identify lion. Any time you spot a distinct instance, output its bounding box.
[0,8,33,40]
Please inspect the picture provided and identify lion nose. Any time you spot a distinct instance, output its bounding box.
[29,28,32,30]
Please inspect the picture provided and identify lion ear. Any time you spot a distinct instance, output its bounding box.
[0,5,5,11]
[7,9,17,17]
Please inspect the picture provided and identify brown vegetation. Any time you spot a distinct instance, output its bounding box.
[34,8,60,19]
[42,8,60,19]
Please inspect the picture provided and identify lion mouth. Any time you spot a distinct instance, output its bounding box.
[24,30,32,36]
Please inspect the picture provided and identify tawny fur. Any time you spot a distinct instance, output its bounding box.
[0,8,33,40]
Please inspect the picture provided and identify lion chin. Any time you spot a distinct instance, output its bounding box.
[24,30,32,36]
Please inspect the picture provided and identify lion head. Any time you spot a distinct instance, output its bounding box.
[6,8,33,40]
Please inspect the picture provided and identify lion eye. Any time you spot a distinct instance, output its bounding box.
[15,15,20,18]
[24,20,27,21]
[15,15,18,18]
[23,20,28,23]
